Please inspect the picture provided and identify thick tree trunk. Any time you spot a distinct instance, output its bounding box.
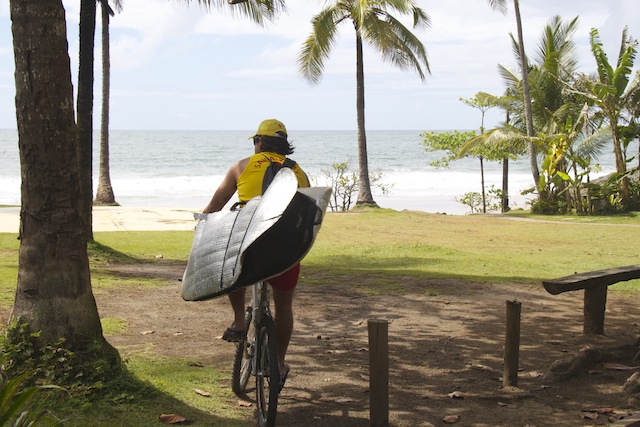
[10,0,111,349]
[77,0,96,240]
[95,1,117,205]
[354,32,377,207]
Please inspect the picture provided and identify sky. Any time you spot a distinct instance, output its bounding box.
[1,0,639,131]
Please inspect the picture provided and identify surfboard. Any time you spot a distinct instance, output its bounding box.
[181,168,331,301]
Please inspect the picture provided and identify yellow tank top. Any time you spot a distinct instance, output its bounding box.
[237,152,310,203]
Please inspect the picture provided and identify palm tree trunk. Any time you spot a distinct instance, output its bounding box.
[354,32,377,207]
[480,156,486,213]
[10,0,115,356]
[77,0,96,241]
[95,0,117,205]
[502,157,509,212]
[611,124,630,209]
[513,0,540,190]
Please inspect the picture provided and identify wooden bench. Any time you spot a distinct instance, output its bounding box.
[542,265,640,334]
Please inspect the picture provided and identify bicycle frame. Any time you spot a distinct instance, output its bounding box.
[247,282,270,377]
[251,281,271,331]
[232,280,280,426]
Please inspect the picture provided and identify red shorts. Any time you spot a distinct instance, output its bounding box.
[268,263,300,292]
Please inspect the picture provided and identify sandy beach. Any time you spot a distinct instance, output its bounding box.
[0,206,199,233]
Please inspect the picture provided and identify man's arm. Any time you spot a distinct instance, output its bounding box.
[202,159,247,213]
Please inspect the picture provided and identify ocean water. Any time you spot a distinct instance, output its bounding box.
[0,129,626,215]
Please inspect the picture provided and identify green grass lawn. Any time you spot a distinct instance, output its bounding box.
[1,209,639,425]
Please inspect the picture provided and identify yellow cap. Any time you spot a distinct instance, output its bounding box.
[250,119,287,139]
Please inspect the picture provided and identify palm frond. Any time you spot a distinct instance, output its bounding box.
[486,0,508,15]
[574,126,612,161]
[363,11,429,80]
[298,6,345,84]
[612,32,637,97]
[458,127,527,158]
[185,0,286,25]
[590,28,614,83]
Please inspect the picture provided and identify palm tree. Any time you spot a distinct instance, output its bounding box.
[298,0,430,207]
[487,0,539,189]
[467,16,589,213]
[583,27,639,210]
[77,0,97,240]
[92,0,285,206]
[94,0,123,206]
[10,0,118,358]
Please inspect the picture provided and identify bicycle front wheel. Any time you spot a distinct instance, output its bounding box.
[255,316,279,427]
[232,309,254,396]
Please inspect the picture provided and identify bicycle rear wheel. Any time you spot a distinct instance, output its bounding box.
[232,309,254,396]
[255,316,279,427]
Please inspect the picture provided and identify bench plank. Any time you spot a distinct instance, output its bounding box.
[542,264,640,295]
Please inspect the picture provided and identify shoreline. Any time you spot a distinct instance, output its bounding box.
[0,206,200,233]
[0,200,474,233]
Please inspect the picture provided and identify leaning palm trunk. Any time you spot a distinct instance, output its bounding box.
[513,0,540,191]
[354,32,376,207]
[95,0,117,205]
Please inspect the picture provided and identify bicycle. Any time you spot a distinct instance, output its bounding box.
[232,281,280,427]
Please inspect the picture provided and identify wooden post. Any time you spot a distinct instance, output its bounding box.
[368,319,389,427]
[503,300,521,387]
[584,285,607,334]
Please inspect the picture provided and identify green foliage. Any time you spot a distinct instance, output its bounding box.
[419,130,477,168]
[0,320,123,399]
[314,161,392,211]
[456,192,482,214]
[0,371,61,426]
[456,186,503,214]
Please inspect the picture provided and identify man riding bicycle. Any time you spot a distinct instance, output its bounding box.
[202,119,310,389]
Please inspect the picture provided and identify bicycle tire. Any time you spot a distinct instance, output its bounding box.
[231,309,254,396]
[255,315,279,427]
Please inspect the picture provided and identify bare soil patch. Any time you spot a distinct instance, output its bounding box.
[98,261,640,427]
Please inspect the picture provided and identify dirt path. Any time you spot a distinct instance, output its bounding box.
[98,261,640,427]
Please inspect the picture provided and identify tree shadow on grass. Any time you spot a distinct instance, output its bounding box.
[55,365,249,427]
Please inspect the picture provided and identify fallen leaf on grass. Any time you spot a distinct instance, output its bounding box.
[359,374,370,381]
[448,391,464,399]
[443,414,460,424]
[141,330,154,335]
[238,400,252,407]
[192,388,211,397]
[497,402,509,407]
[189,362,204,367]
[159,414,188,424]
[582,412,599,420]
[335,397,355,404]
